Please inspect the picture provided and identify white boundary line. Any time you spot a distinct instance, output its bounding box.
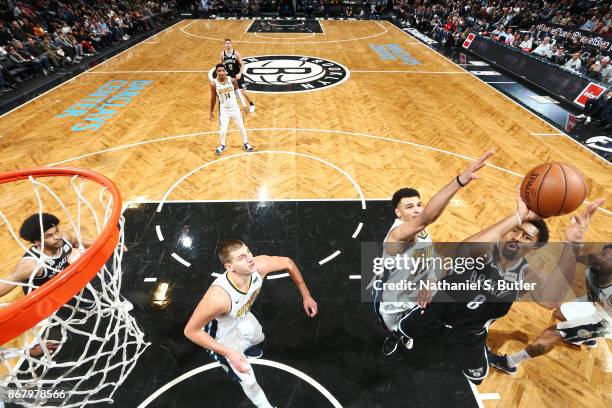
[143,277,157,282]
[0,20,183,120]
[352,222,364,238]
[254,32,315,39]
[136,359,343,408]
[349,275,361,280]
[181,19,388,44]
[46,127,611,215]
[155,150,367,212]
[154,150,366,270]
[386,22,611,165]
[319,250,341,265]
[485,81,516,84]
[86,69,468,75]
[352,70,467,74]
[155,225,164,241]
[170,252,191,267]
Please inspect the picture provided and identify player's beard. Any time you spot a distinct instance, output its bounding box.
[501,241,520,260]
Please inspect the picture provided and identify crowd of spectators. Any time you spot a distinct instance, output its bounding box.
[193,0,386,19]
[0,0,177,93]
[393,0,611,84]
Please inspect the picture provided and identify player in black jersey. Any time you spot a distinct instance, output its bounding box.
[488,243,611,374]
[0,213,94,297]
[398,190,604,384]
[221,39,255,112]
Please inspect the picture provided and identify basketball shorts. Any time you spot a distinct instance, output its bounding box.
[558,301,611,344]
[231,74,246,89]
[399,306,489,384]
[206,312,265,382]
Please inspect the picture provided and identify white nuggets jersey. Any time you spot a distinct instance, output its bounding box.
[586,267,612,310]
[204,271,263,350]
[215,78,239,111]
[373,219,437,305]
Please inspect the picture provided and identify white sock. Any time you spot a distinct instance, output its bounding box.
[507,349,531,368]
[220,132,227,146]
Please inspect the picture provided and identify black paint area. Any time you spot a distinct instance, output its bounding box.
[108,201,478,408]
[247,19,324,33]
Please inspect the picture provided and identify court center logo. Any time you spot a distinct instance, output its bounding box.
[209,55,349,93]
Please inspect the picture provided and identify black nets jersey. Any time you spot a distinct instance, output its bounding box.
[20,239,73,294]
[222,50,240,76]
[430,243,529,329]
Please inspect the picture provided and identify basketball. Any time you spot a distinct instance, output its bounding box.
[520,163,587,217]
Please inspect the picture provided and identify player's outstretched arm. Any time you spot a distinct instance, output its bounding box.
[529,198,604,307]
[390,148,495,243]
[0,259,38,297]
[254,255,318,317]
[209,81,217,120]
[183,286,251,373]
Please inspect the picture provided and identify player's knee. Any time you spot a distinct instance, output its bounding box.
[240,373,258,389]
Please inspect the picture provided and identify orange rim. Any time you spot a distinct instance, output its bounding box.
[0,167,121,346]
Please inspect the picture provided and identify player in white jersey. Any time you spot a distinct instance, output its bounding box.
[371,148,495,355]
[210,63,253,156]
[489,243,612,374]
[184,239,318,408]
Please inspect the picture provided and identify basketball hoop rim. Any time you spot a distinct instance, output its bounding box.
[0,167,122,346]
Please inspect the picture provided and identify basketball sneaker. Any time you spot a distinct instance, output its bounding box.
[584,339,597,348]
[243,142,254,152]
[215,145,226,155]
[249,102,255,113]
[244,345,263,359]
[487,351,517,375]
[382,334,413,355]
[382,335,399,356]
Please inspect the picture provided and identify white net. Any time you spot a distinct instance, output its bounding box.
[0,172,149,407]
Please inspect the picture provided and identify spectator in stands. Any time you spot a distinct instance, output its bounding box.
[580,15,598,31]
[6,45,46,76]
[25,37,60,68]
[564,52,582,72]
[503,27,515,46]
[519,34,533,51]
[550,44,566,64]
[600,57,612,84]
[532,36,553,58]
[589,56,610,79]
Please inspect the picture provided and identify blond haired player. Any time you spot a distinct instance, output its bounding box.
[184,240,318,408]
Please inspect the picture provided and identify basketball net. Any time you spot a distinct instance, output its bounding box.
[0,169,149,407]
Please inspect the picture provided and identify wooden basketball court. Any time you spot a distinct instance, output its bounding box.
[0,19,610,408]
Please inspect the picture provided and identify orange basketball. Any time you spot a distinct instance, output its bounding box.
[520,163,587,218]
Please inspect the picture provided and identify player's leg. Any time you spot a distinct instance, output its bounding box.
[452,329,489,385]
[238,312,265,358]
[230,111,253,151]
[376,301,414,355]
[488,325,563,375]
[211,352,274,408]
[216,110,230,155]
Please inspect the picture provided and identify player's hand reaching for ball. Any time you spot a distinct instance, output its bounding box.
[457,148,496,186]
[226,349,251,374]
[303,295,318,317]
[564,198,604,243]
[516,186,541,222]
